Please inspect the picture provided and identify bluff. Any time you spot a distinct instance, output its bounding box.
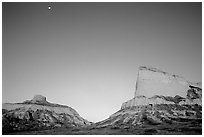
[96,66,202,134]
[135,66,192,97]
[122,66,202,108]
[2,95,91,133]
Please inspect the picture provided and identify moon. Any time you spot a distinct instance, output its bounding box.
[48,6,51,10]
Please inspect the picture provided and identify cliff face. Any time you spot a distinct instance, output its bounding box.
[96,66,202,134]
[2,95,91,133]
[122,66,202,109]
[135,66,190,98]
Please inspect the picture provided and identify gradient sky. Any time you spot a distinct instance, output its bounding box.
[2,2,202,122]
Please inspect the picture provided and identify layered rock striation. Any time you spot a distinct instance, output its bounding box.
[96,104,202,131]
[96,66,202,134]
[2,95,91,133]
[122,66,202,109]
[121,95,176,109]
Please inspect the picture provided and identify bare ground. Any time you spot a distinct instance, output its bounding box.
[4,121,202,135]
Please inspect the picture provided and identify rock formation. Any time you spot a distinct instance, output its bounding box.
[135,66,192,98]
[2,95,91,133]
[96,66,202,134]
[122,66,202,109]
[121,95,175,109]
[2,66,202,135]
[32,95,47,102]
[96,104,202,131]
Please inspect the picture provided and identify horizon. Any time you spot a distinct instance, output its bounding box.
[2,2,202,122]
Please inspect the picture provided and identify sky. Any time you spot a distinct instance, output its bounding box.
[2,2,202,122]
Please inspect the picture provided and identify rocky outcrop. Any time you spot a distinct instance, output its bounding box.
[121,95,175,109]
[96,66,202,135]
[96,104,202,129]
[33,95,46,102]
[121,66,202,109]
[22,95,69,107]
[179,86,202,105]
[135,66,191,98]
[2,95,91,133]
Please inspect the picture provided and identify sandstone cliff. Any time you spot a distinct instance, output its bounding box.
[96,66,202,135]
[135,66,192,98]
[121,66,202,109]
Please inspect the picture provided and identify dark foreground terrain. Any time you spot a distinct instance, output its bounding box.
[4,119,202,135]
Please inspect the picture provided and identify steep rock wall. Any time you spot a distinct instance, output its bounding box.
[135,66,190,98]
[121,66,202,109]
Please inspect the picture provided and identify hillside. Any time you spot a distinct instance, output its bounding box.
[2,95,92,134]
